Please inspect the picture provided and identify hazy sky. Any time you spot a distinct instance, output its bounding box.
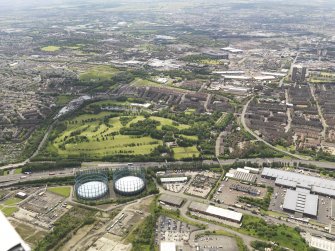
[0,0,333,10]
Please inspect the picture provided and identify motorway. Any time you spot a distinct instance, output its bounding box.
[3,157,335,187]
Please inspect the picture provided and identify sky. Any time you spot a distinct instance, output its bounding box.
[0,0,333,10]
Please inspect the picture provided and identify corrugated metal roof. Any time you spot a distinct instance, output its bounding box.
[262,168,335,197]
[159,194,184,206]
[189,201,242,222]
[160,177,188,183]
[310,236,335,251]
[283,189,318,216]
[206,205,243,222]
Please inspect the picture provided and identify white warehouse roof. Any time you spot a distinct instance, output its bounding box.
[160,177,187,183]
[0,211,31,251]
[283,188,318,217]
[206,205,243,222]
[309,236,335,251]
[261,168,335,196]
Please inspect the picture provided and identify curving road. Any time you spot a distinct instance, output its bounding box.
[0,120,57,170]
[241,97,310,160]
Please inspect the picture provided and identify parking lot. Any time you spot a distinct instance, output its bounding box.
[195,235,238,251]
[212,179,266,206]
[155,216,198,246]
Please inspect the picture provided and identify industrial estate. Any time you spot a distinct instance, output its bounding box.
[1,0,335,251]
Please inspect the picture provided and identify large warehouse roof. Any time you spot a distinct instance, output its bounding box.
[262,168,335,196]
[206,205,243,222]
[160,177,187,183]
[189,201,243,223]
[0,211,31,251]
[159,194,184,207]
[309,236,335,251]
[283,188,318,217]
[226,169,257,183]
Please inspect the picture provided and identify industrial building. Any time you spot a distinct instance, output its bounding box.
[282,188,319,218]
[158,194,184,208]
[160,177,188,183]
[0,211,31,251]
[15,192,28,199]
[307,235,335,251]
[189,201,243,223]
[261,168,335,198]
[230,184,261,196]
[226,167,257,183]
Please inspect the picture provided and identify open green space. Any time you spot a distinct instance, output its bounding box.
[240,215,308,250]
[1,206,18,216]
[56,95,74,106]
[41,46,61,52]
[47,186,71,198]
[0,197,21,216]
[14,168,22,174]
[173,146,200,160]
[131,77,187,92]
[189,213,308,251]
[14,222,47,248]
[79,65,119,81]
[3,197,22,206]
[46,111,200,160]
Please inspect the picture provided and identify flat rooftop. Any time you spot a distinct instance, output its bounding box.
[189,201,243,222]
[283,188,318,217]
[262,168,335,197]
[159,194,184,207]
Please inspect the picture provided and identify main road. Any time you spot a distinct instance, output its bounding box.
[3,156,335,187]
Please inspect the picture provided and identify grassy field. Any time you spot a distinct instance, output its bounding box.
[79,65,119,81]
[190,213,307,251]
[173,146,200,160]
[56,95,74,106]
[0,197,22,216]
[14,168,22,174]
[3,197,22,206]
[48,111,200,160]
[13,222,47,248]
[48,186,71,198]
[150,116,190,130]
[131,78,188,92]
[1,206,18,216]
[240,215,307,250]
[41,46,61,52]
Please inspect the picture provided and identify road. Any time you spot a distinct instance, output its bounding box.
[241,97,309,160]
[284,89,292,133]
[4,157,335,187]
[158,177,335,248]
[157,184,257,249]
[309,83,328,141]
